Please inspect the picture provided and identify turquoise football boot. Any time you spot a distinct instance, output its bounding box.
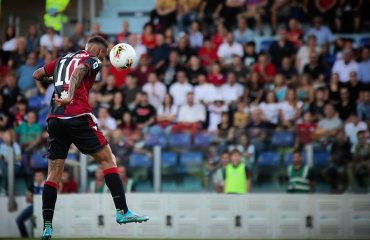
[116,209,149,224]
[41,225,53,240]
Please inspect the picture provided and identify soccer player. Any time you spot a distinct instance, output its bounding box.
[33,36,149,240]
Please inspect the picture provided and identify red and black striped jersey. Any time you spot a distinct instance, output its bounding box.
[44,50,102,118]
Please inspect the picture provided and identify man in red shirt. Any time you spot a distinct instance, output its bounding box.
[59,170,78,193]
[252,52,276,84]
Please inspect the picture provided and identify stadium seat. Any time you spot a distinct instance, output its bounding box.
[283,151,306,165]
[129,153,152,168]
[260,39,276,52]
[144,133,167,148]
[168,132,192,148]
[28,95,44,110]
[178,151,203,174]
[313,151,330,167]
[193,132,214,147]
[271,131,295,148]
[360,37,370,47]
[161,152,177,168]
[30,153,48,169]
[257,151,281,166]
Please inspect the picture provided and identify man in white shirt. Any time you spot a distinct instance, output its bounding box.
[306,17,335,46]
[142,72,166,109]
[331,49,359,83]
[220,72,244,104]
[217,32,243,66]
[344,115,368,152]
[169,70,193,106]
[40,27,63,52]
[193,73,218,105]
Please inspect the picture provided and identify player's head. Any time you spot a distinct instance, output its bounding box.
[85,35,108,61]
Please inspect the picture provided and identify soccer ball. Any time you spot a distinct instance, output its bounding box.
[109,43,136,69]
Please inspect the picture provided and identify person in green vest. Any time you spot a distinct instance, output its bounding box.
[287,150,314,193]
[223,149,251,194]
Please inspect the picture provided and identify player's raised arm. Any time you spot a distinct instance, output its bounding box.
[53,64,89,107]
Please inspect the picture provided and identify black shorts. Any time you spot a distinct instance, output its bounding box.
[47,115,108,160]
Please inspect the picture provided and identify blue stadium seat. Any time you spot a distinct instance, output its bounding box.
[283,152,306,165]
[28,95,44,110]
[257,151,281,166]
[30,153,48,169]
[144,133,167,148]
[194,132,214,147]
[168,133,191,148]
[313,151,330,167]
[129,153,152,168]
[260,39,276,52]
[161,152,177,168]
[360,37,370,47]
[178,151,203,174]
[271,131,295,147]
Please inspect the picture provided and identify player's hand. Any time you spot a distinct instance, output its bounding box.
[53,94,73,107]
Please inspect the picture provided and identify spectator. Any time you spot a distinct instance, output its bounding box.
[208,98,228,132]
[252,52,276,84]
[90,23,108,40]
[259,90,280,127]
[59,170,78,193]
[296,74,314,104]
[242,0,267,36]
[246,72,264,104]
[150,0,177,32]
[287,18,304,47]
[228,55,249,84]
[278,56,298,84]
[287,150,314,193]
[222,0,245,29]
[16,52,38,97]
[148,33,170,69]
[198,37,218,67]
[233,101,248,136]
[194,73,218,105]
[40,27,62,55]
[57,36,74,56]
[204,143,221,191]
[306,16,335,46]
[335,87,356,121]
[119,113,141,146]
[268,27,295,68]
[25,24,40,55]
[211,22,227,50]
[188,20,203,49]
[303,51,325,82]
[69,23,86,51]
[207,62,225,87]
[243,41,258,67]
[0,73,20,113]
[344,115,368,151]
[334,0,363,33]
[142,72,166,109]
[357,90,370,123]
[132,92,156,129]
[296,112,317,146]
[323,129,351,193]
[220,72,244,105]
[97,107,117,136]
[177,0,201,32]
[1,25,16,65]
[127,35,147,67]
[109,92,128,122]
[233,16,254,45]
[296,35,320,73]
[185,55,206,85]
[115,20,131,44]
[169,70,193,106]
[176,34,196,64]
[15,111,42,152]
[309,88,328,120]
[279,88,303,129]
[247,108,270,150]
[9,37,28,70]
[118,166,135,193]
[141,23,157,50]
[173,92,206,133]
[331,49,359,83]
[132,54,153,86]
[98,74,117,104]
[161,50,181,86]
[198,0,223,31]
[213,151,230,193]
[89,167,108,193]
[315,103,343,141]
[272,74,288,102]
[310,0,337,26]
[216,112,235,143]
[223,149,251,194]
[328,73,341,104]
[157,93,177,128]
[358,47,370,86]
[121,74,141,109]
[16,171,44,238]
[346,71,360,103]
[217,32,243,66]
[230,133,256,164]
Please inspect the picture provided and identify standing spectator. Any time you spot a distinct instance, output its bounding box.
[1,73,20,113]
[169,70,193,106]
[115,20,131,44]
[198,37,218,67]
[217,32,243,66]
[188,20,203,49]
[150,0,177,32]
[97,107,117,137]
[1,25,16,65]
[40,27,62,55]
[306,16,335,46]
[208,98,228,132]
[220,72,244,104]
[287,150,314,193]
[252,53,276,84]
[89,167,108,193]
[25,24,40,54]
[69,23,86,51]
[357,90,370,123]
[15,111,42,152]
[59,170,78,193]
[223,149,251,194]
[335,87,356,121]
[344,115,368,151]
[332,49,359,83]
[296,35,320,73]
[358,47,370,86]
[142,72,166,109]
[268,27,295,68]
[132,92,156,129]
[16,52,38,97]
[194,73,218,105]
[16,171,44,238]
[233,16,254,45]
[121,75,141,109]
[173,92,206,133]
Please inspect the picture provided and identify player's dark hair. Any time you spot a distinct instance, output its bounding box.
[87,35,108,48]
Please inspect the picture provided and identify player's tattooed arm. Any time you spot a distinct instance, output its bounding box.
[32,67,54,84]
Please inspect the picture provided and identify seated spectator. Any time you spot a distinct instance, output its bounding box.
[296,74,314,107]
[90,23,108,40]
[160,50,181,86]
[259,91,280,127]
[69,23,86,51]
[349,130,370,191]
[357,90,370,123]
[331,48,359,83]
[296,35,320,73]
[25,24,40,55]
[185,55,206,85]
[222,0,245,29]
[132,54,153,86]
[9,37,27,70]
[148,33,170,70]
[198,0,223,31]
[279,88,303,129]
[121,74,141,110]
[15,111,42,152]
[233,16,254,45]
[334,0,363,33]
[233,101,248,135]
[142,72,166,109]
[207,62,225,87]
[241,0,267,36]
[208,98,228,132]
[328,73,341,104]
[252,52,276,84]
[16,52,38,97]
[309,88,328,120]
[0,73,20,113]
[247,108,270,148]
[243,41,258,67]
[40,27,62,56]
[132,92,156,130]
[344,115,368,151]
[287,18,304,47]
[97,107,117,137]
[57,36,74,56]
[141,23,157,50]
[88,91,101,116]
[115,20,131,44]
[358,47,370,86]
[296,112,317,146]
[176,34,196,65]
[118,166,135,193]
[188,20,203,49]
[110,129,134,164]
[346,71,360,103]
[177,0,201,32]
[220,72,244,105]
[217,32,243,66]
[228,55,249,84]
[229,133,256,164]
[213,151,230,193]
[246,72,263,104]
[306,16,335,46]
[169,70,193,106]
[119,112,141,145]
[16,171,44,238]
[59,170,78,193]
[323,129,351,193]
[98,74,117,104]
[211,22,227,50]
[89,167,108,193]
[222,149,251,194]
[128,34,147,65]
[272,74,288,102]
[157,93,177,128]
[216,112,235,143]
[150,0,177,32]
[315,103,343,141]
[303,51,325,82]
[268,27,295,68]
[335,87,356,121]
[198,37,218,67]
[287,150,314,193]
[278,56,298,84]
[173,92,206,134]
[1,25,16,65]
[194,73,218,105]
[109,92,128,122]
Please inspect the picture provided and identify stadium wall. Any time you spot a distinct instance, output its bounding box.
[1,194,370,239]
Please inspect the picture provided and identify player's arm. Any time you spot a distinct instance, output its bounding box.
[54,64,89,107]
[32,67,54,84]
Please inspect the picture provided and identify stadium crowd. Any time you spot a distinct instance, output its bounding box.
[0,0,370,196]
